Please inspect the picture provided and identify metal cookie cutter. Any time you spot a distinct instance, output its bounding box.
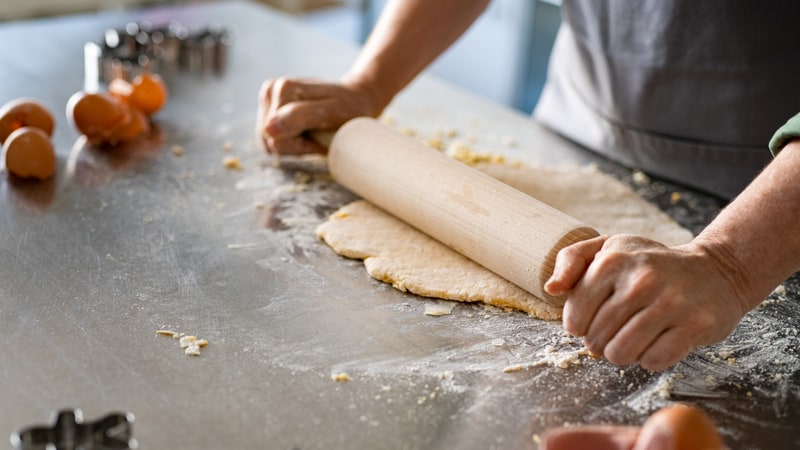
[84,20,232,90]
[10,408,137,450]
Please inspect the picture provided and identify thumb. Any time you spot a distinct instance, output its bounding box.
[545,235,608,296]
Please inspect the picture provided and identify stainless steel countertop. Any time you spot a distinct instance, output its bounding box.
[1,2,798,449]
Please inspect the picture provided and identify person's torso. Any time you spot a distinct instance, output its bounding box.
[534,0,800,198]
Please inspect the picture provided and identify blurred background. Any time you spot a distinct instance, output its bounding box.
[0,0,562,113]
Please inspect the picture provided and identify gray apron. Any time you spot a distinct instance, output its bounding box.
[533,0,800,199]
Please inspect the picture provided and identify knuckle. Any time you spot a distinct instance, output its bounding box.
[259,79,275,99]
[274,77,297,94]
[560,243,583,259]
[592,252,622,275]
[652,294,680,314]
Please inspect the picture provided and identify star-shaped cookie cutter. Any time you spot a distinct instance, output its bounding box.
[10,408,137,450]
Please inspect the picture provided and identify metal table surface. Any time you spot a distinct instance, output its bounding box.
[1,2,798,449]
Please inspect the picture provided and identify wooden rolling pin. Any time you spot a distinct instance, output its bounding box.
[323,117,599,308]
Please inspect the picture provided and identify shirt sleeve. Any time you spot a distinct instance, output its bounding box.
[769,112,800,155]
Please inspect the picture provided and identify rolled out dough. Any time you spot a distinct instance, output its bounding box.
[316,161,693,320]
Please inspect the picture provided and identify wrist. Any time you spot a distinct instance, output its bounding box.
[684,235,759,314]
[341,70,395,118]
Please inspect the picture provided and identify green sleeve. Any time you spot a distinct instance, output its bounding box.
[769,112,800,155]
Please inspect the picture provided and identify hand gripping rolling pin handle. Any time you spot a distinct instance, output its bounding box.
[319,117,599,308]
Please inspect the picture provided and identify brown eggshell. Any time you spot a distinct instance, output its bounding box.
[2,126,56,180]
[66,91,129,142]
[113,73,167,116]
[0,98,55,143]
[108,106,150,143]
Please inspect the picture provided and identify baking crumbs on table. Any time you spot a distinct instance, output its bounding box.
[331,373,350,382]
[156,330,209,357]
[222,155,243,170]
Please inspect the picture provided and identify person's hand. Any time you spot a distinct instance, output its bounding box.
[539,404,726,450]
[256,77,382,155]
[544,234,750,371]
[539,425,640,450]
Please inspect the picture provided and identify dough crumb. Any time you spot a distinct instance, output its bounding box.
[331,372,350,382]
[424,137,445,151]
[222,155,243,170]
[532,346,592,369]
[632,170,650,185]
[158,331,209,357]
[170,145,185,156]
[398,127,416,137]
[445,142,506,165]
[424,300,457,316]
[181,336,209,357]
[179,335,209,348]
[185,345,201,356]
[655,373,684,399]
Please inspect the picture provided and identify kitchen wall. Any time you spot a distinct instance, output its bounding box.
[0,0,170,20]
[1,0,562,112]
[303,0,562,112]
[0,0,343,20]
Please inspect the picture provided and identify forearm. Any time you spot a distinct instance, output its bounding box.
[692,140,800,310]
[343,0,490,113]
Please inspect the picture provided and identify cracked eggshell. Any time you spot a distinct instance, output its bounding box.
[2,126,56,180]
[0,98,55,144]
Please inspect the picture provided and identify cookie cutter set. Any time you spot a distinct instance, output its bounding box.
[10,408,137,450]
[84,21,232,89]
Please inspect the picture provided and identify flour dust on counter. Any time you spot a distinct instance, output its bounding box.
[235,154,354,253]
[231,118,797,450]
[316,155,693,320]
